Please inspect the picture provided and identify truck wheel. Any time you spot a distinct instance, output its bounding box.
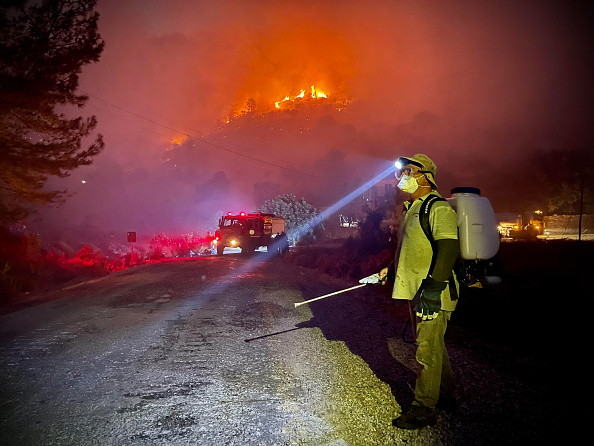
[217,245,224,255]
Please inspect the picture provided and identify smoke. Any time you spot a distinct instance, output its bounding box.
[32,0,594,244]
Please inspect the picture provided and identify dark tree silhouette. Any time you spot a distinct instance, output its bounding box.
[0,0,105,226]
[244,97,257,114]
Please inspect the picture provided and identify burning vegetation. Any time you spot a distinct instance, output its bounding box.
[225,83,348,123]
[274,85,328,109]
[0,229,215,304]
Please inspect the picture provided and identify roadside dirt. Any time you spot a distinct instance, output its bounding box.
[0,242,588,444]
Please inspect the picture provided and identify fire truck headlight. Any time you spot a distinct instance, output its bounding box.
[212,239,218,245]
[231,239,237,246]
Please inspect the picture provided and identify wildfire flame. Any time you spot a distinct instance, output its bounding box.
[275,96,291,108]
[275,85,328,108]
[224,83,340,124]
[311,85,326,98]
[168,136,187,150]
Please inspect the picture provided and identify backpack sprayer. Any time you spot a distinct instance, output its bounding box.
[447,187,501,286]
[294,187,501,308]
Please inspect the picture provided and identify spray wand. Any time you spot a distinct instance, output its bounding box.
[293,273,385,308]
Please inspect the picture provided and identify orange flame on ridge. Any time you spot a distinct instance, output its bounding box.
[275,85,328,108]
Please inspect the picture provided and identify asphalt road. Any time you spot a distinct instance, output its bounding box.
[0,253,578,445]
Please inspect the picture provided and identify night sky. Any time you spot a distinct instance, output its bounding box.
[35,0,594,242]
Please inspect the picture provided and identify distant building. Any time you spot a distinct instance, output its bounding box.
[334,178,395,226]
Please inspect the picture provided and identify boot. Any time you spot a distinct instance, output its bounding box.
[393,402,437,430]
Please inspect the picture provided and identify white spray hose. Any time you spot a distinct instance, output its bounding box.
[294,284,367,308]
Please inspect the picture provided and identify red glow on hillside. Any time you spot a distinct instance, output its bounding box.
[222,22,354,121]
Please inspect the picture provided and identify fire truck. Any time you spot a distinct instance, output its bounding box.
[213,212,286,255]
[496,210,546,240]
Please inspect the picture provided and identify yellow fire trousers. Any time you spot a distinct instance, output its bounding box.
[414,310,455,409]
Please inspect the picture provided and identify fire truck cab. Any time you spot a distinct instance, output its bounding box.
[213,212,286,255]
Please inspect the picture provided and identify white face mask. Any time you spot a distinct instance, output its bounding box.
[397,174,420,193]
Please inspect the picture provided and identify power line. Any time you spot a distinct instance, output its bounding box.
[82,91,321,179]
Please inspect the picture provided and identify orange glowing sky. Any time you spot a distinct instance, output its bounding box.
[81,0,592,151]
[37,0,593,233]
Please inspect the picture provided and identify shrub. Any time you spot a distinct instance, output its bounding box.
[148,232,210,259]
[1,228,41,299]
[260,194,325,243]
[355,209,392,255]
[69,244,107,267]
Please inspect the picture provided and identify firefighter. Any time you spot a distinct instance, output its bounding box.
[380,154,460,430]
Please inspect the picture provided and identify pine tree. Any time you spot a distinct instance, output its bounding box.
[0,0,105,226]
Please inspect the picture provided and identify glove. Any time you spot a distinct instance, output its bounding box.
[375,262,395,285]
[415,277,447,321]
[359,273,382,284]
[360,262,395,285]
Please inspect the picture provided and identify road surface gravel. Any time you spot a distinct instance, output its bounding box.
[0,254,576,445]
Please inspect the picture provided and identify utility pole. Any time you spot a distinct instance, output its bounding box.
[578,175,585,242]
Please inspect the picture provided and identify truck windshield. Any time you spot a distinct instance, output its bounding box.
[222,218,243,228]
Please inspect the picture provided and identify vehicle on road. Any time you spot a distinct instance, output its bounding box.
[213,212,286,255]
[496,210,546,240]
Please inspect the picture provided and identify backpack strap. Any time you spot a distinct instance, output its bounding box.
[419,194,446,275]
[419,194,459,301]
